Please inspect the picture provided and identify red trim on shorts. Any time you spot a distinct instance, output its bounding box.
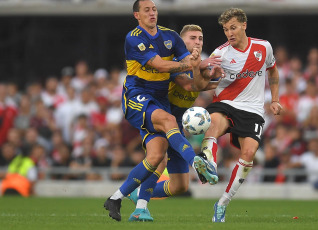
[225,164,239,193]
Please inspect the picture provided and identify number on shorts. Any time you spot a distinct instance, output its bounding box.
[254,123,263,139]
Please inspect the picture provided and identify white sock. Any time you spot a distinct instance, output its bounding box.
[136,199,148,209]
[201,137,218,167]
[218,159,253,206]
[110,189,124,200]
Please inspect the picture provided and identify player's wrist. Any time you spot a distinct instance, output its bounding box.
[271,100,279,103]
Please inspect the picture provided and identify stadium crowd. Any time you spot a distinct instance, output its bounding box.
[0,46,318,186]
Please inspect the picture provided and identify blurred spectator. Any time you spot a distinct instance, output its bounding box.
[41,76,66,109]
[26,82,42,104]
[298,138,318,188]
[51,144,72,180]
[71,60,91,93]
[279,78,298,125]
[7,82,22,105]
[0,142,16,167]
[57,66,74,97]
[1,144,45,196]
[0,83,18,146]
[296,78,318,123]
[14,94,33,131]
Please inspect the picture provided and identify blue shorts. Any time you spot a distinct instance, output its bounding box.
[123,93,170,147]
[166,121,189,174]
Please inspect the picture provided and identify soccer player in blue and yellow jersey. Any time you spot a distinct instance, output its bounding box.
[127,25,224,221]
[104,0,219,222]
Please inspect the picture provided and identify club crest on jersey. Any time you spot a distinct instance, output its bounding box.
[254,50,262,61]
[164,40,172,49]
[138,43,146,51]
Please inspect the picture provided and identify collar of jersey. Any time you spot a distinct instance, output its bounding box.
[232,37,251,53]
[137,25,160,40]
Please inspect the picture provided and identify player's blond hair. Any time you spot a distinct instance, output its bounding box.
[218,8,247,25]
[180,24,202,37]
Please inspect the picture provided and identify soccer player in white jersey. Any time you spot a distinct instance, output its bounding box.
[200,8,283,222]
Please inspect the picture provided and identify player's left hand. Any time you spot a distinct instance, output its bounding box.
[210,65,225,79]
[270,101,283,115]
[190,48,201,67]
[200,55,222,70]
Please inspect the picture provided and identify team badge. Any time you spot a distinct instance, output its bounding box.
[138,43,146,51]
[254,50,262,61]
[164,40,172,49]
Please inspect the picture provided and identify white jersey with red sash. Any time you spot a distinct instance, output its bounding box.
[211,37,276,118]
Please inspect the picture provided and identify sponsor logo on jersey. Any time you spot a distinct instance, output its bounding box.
[172,90,196,101]
[149,44,154,49]
[140,65,159,74]
[164,40,172,49]
[254,50,262,61]
[229,69,262,80]
[230,59,236,64]
[138,43,146,51]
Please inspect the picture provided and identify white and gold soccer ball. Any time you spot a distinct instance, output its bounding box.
[182,107,211,135]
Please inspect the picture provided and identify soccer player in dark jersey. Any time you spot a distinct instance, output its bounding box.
[104,0,218,221]
[127,24,224,221]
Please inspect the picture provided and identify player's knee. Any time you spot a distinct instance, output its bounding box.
[146,152,165,167]
[241,148,256,161]
[171,183,188,195]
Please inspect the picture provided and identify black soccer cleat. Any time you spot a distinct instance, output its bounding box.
[104,197,122,221]
[195,152,208,184]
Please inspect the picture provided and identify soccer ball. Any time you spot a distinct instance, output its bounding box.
[182,107,211,135]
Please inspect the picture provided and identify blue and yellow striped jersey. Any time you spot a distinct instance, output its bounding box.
[169,70,200,121]
[122,25,190,101]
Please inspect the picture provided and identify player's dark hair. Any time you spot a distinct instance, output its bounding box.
[218,8,247,25]
[180,24,202,37]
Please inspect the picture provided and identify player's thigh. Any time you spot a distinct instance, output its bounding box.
[238,137,259,162]
[206,112,230,137]
[151,108,177,133]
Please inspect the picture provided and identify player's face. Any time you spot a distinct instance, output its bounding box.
[222,17,247,49]
[134,0,158,30]
[182,31,203,53]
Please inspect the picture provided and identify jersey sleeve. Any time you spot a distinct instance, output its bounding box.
[125,35,158,66]
[172,31,190,61]
[265,42,276,70]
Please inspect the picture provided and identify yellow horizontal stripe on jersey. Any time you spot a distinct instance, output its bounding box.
[128,104,141,111]
[158,26,174,32]
[129,100,143,107]
[128,103,142,110]
[127,55,174,81]
[168,82,199,108]
[133,29,142,37]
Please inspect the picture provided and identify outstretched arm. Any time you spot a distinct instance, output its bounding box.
[147,54,193,73]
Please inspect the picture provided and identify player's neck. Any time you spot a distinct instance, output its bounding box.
[235,36,249,51]
[140,25,157,36]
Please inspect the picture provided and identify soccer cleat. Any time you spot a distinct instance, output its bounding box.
[128,208,154,222]
[104,197,122,221]
[193,155,218,185]
[212,202,226,222]
[127,188,138,205]
[196,153,209,184]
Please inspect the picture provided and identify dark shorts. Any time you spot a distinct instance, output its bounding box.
[206,102,265,149]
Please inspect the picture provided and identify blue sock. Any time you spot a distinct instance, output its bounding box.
[139,170,161,202]
[119,159,156,197]
[152,180,172,198]
[166,128,195,165]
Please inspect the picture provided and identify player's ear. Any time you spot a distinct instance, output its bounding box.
[134,12,140,21]
[242,22,247,30]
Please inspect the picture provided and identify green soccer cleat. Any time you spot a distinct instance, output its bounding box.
[128,208,154,222]
[127,188,138,205]
[193,155,218,185]
[212,202,226,223]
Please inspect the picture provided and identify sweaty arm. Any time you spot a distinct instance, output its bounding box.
[174,72,219,92]
[146,55,192,73]
[267,65,282,115]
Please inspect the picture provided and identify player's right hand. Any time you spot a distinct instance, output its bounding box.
[200,55,222,70]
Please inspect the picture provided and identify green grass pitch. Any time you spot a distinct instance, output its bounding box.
[0,197,317,230]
